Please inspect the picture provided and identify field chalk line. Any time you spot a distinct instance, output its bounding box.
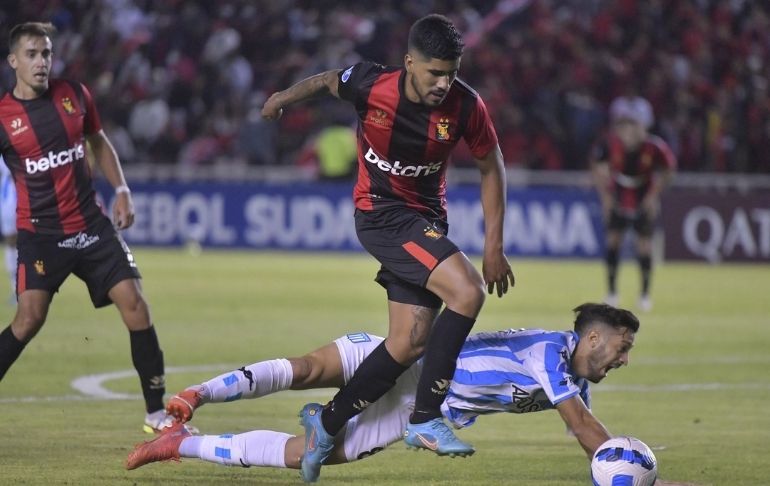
[0,361,768,404]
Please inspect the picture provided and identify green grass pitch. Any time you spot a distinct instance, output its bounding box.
[0,249,767,485]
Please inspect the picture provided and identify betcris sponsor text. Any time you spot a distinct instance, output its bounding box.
[25,143,85,174]
[364,147,442,177]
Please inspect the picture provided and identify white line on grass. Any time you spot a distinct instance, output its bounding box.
[0,364,767,404]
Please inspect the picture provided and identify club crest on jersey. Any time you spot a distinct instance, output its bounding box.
[34,260,45,275]
[641,153,652,169]
[61,97,76,115]
[436,117,451,141]
[423,226,443,240]
[368,109,390,127]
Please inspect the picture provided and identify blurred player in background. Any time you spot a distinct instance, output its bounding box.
[0,158,17,304]
[0,22,177,433]
[261,14,514,481]
[590,96,676,312]
[127,303,692,485]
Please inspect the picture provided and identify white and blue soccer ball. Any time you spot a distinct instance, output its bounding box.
[591,436,658,486]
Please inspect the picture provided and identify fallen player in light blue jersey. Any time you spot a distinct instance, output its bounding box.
[125,303,693,485]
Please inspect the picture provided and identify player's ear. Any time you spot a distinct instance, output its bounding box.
[588,329,601,348]
[404,53,413,73]
[7,53,17,69]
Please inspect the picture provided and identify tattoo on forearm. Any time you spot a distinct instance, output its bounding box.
[283,72,331,104]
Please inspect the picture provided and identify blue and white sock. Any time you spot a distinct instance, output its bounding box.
[199,359,293,403]
[179,430,292,467]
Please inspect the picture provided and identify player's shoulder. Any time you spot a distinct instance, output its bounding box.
[49,78,87,93]
[344,61,398,78]
[0,84,12,105]
[450,77,482,101]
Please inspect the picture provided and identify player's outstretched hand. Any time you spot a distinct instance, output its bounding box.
[482,252,515,298]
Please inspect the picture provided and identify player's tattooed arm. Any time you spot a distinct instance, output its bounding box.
[261,70,341,120]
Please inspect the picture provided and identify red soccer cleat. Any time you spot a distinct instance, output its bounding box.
[125,422,191,470]
[166,386,204,423]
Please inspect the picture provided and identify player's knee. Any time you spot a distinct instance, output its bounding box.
[288,357,315,388]
[386,336,422,364]
[11,313,45,342]
[446,278,485,316]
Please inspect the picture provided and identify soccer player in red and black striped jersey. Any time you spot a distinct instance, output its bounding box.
[590,96,676,312]
[262,14,514,481]
[0,22,175,433]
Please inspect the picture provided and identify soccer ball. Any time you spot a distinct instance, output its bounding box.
[591,436,658,486]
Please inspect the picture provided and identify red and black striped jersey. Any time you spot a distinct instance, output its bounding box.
[338,62,498,220]
[592,133,677,211]
[0,79,106,235]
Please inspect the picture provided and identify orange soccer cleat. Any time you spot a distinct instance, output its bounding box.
[166,386,204,423]
[126,422,191,470]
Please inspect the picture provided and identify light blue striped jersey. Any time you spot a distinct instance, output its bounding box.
[440,328,590,428]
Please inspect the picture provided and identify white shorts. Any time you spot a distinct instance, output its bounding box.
[333,332,421,462]
[0,162,16,237]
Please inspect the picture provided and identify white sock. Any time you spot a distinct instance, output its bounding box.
[200,359,293,403]
[179,430,292,468]
[4,245,16,294]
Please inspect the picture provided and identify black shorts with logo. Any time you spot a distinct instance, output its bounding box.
[355,208,459,309]
[17,218,141,308]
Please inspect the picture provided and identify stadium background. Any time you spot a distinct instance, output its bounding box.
[1,0,769,264]
[0,2,768,485]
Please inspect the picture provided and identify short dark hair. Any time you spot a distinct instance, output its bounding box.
[572,303,640,335]
[9,22,56,52]
[407,14,464,61]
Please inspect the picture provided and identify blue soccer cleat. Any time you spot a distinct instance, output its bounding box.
[298,403,335,483]
[404,418,475,457]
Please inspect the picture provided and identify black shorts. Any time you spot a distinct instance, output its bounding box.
[607,207,654,237]
[355,208,459,308]
[17,219,141,308]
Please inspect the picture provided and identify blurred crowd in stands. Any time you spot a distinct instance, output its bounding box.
[1,0,769,174]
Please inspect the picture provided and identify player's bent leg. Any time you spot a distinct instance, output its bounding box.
[405,253,480,453]
[426,252,485,317]
[109,278,151,332]
[109,279,168,427]
[604,230,622,306]
[383,300,438,364]
[9,289,52,342]
[290,342,347,390]
[165,343,343,423]
[0,290,50,381]
[635,235,654,311]
[127,424,297,471]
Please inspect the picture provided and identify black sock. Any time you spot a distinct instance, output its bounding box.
[410,308,475,424]
[606,248,619,294]
[321,341,407,436]
[638,255,652,295]
[130,326,165,413]
[0,326,26,381]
